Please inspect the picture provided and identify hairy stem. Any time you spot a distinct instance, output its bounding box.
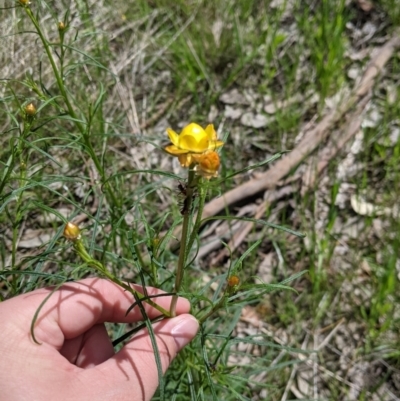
[170,169,196,316]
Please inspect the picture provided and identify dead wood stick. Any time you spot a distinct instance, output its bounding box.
[300,92,372,192]
[201,32,400,220]
[210,202,268,265]
[209,187,296,264]
[214,92,371,259]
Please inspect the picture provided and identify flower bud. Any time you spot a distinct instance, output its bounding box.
[193,150,220,179]
[227,275,240,295]
[25,103,36,117]
[63,222,81,241]
[19,0,31,6]
[151,237,161,251]
[58,21,66,31]
[227,275,240,287]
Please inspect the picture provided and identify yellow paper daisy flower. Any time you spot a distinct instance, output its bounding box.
[165,123,224,167]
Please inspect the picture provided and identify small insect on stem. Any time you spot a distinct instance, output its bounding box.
[177,181,188,215]
[177,181,198,215]
[177,182,187,197]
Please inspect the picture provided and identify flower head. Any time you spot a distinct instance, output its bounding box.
[63,222,81,241]
[227,275,240,295]
[193,150,220,179]
[25,103,36,117]
[165,123,224,167]
[58,21,66,31]
[227,275,240,287]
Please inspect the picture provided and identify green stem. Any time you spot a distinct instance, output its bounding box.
[170,169,196,316]
[186,182,207,256]
[73,239,171,317]
[24,7,85,135]
[23,6,120,210]
[11,118,32,270]
[197,295,226,324]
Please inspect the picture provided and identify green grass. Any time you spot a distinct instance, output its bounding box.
[1,0,400,399]
[297,0,348,102]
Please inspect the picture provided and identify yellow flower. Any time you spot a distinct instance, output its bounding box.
[165,123,224,166]
[193,150,221,179]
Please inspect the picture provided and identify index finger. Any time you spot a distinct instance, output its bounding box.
[4,278,189,346]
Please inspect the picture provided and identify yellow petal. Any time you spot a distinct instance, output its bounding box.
[167,128,180,147]
[179,134,208,152]
[181,123,205,137]
[165,145,189,155]
[205,124,217,141]
[207,140,224,151]
[179,123,209,152]
[178,154,193,167]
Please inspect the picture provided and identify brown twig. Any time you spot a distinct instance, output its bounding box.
[169,32,400,255]
[202,32,400,220]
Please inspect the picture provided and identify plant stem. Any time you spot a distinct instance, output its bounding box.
[73,239,171,317]
[11,118,32,270]
[24,7,85,134]
[186,182,207,255]
[170,169,196,316]
[197,295,226,324]
[23,6,120,210]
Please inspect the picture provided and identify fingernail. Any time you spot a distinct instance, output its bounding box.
[171,315,199,350]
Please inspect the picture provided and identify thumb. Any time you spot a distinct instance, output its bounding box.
[83,314,199,401]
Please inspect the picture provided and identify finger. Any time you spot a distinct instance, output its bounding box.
[60,324,114,368]
[3,278,190,347]
[80,314,199,401]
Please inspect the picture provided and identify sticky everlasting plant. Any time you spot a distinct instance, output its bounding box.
[55,121,306,399]
[164,123,224,316]
[2,2,306,399]
[61,122,231,321]
[61,119,305,346]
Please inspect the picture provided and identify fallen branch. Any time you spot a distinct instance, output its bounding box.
[210,91,371,261]
[202,31,400,220]
[300,93,371,193]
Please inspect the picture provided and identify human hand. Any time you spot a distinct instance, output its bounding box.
[0,278,199,401]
